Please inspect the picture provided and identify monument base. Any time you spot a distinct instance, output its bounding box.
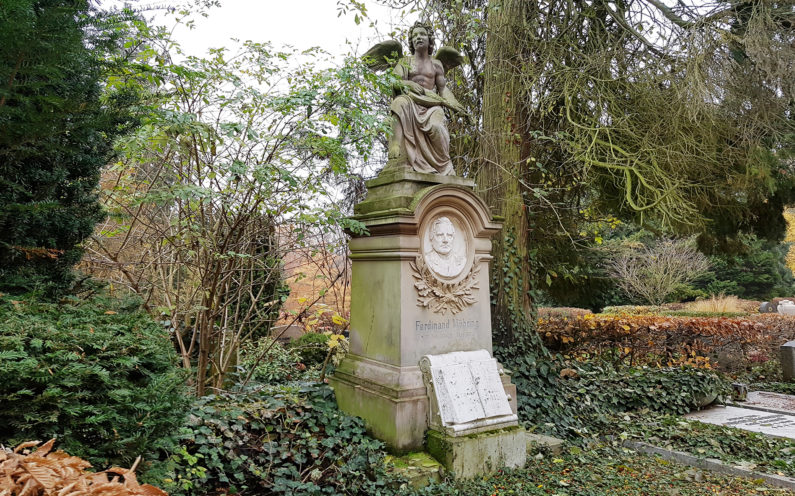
[426,426,527,478]
[331,352,521,453]
[330,354,428,452]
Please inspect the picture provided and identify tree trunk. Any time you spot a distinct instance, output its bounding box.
[477,0,535,347]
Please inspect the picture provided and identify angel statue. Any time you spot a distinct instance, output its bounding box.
[363,22,468,176]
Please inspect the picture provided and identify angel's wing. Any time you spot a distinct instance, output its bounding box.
[362,40,403,71]
[434,46,466,73]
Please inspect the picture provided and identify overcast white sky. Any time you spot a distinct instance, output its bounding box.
[116,0,417,62]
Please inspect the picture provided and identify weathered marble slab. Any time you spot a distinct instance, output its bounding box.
[421,350,517,436]
[686,405,795,440]
[433,363,484,424]
[470,359,513,418]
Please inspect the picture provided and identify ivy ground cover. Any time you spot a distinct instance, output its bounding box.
[415,444,793,495]
[617,413,795,479]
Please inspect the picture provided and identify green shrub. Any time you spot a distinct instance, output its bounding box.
[0,1,138,295]
[0,293,190,469]
[167,384,398,495]
[414,444,775,495]
[287,332,329,367]
[695,232,795,300]
[238,337,303,384]
[619,413,795,478]
[748,381,795,395]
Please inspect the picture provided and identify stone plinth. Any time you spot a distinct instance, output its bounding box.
[426,427,527,478]
[330,170,510,452]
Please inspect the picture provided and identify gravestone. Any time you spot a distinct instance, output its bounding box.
[270,324,303,343]
[781,341,795,382]
[419,350,525,477]
[330,170,521,454]
[686,405,795,440]
[779,301,795,315]
[742,391,795,414]
[331,27,525,475]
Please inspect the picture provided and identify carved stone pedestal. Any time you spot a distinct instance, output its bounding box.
[330,169,516,453]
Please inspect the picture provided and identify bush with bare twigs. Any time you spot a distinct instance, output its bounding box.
[607,238,710,305]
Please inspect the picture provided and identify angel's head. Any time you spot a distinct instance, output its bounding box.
[408,21,435,55]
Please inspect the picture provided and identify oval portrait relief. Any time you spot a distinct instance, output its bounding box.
[423,215,469,279]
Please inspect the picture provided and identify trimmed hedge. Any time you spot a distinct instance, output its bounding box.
[537,313,793,370]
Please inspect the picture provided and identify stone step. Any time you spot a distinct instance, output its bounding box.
[526,432,565,455]
[384,452,444,489]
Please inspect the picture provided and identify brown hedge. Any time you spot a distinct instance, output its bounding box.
[538,313,795,370]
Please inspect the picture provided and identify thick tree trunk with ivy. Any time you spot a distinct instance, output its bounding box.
[476,0,535,347]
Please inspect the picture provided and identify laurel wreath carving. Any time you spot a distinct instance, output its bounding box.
[410,255,480,314]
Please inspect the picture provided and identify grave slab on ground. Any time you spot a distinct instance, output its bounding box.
[738,390,795,414]
[685,405,795,440]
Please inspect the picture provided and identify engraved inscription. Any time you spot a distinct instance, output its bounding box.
[433,364,483,425]
[415,318,480,332]
[723,414,795,429]
[469,360,513,418]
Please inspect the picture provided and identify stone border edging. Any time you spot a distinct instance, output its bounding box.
[623,440,795,491]
[727,401,792,416]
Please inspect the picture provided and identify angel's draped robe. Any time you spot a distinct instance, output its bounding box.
[391,88,454,176]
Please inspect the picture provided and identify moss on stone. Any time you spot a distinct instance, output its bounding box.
[384,451,444,489]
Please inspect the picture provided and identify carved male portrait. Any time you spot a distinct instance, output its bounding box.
[424,216,466,278]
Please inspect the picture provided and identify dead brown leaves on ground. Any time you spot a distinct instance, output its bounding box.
[0,440,166,496]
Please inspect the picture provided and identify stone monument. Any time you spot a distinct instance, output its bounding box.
[329,22,526,477]
[781,340,795,382]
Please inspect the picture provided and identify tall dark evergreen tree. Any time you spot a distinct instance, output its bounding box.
[0,0,134,292]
